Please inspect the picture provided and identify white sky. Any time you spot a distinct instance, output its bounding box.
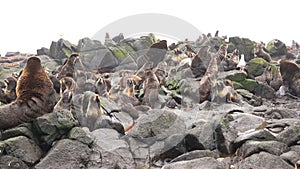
[0,0,299,54]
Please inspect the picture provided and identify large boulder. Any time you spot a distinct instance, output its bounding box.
[235,152,293,169]
[33,109,78,147]
[77,37,119,71]
[35,139,91,169]
[49,38,77,63]
[266,39,287,59]
[228,36,256,61]
[90,128,135,169]
[162,157,225,169]
[0,136,43,165]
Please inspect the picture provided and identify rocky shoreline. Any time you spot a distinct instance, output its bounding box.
[0,32,300,169]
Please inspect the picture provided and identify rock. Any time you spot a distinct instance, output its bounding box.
[162,157,225,169]
[265,108,299,119]
[1,136,43,165]
[35,139,91,169]
[276,123,300,146]
[153,133,205,163]
[237,140,289,158]
[91,128,135,169]
[247,57,274,77]
[235,152,293,169]
[266,39,287,59]
[5,52,20,57]
[112,33,124,43]
[38,55,61,72]
[77,37,119,71]
[34,109,78,146]
[67,127,94,146]
[49,38,77,63]
[170,150,216,163]
[224,70,247,82]
[234,129,276,147]
[228,37,256,61]
[0,155,29,169]
[136,40,167,68]
[280,149,300,166]
[239,79,258,92]
[0,123,35,141]
[254,82,276,99]
[36,47,49,56]
[228,112,265,134]
[127,109,186,144]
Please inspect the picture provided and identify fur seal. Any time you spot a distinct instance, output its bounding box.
[0,77,17,104]
[56,53,85,79]
[295,160,300,169]
[280,59,300,96]
[0,57,56,129]
[254,42,272,62]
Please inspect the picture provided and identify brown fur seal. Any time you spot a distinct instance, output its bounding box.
[56,53,85,79]
[280,59,300,96]
[254,42,272,62]
[0,57,56,129]
[0,77,17,104]
[295,160,300,169]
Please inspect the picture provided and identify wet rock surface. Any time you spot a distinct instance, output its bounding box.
[0,32,300,168]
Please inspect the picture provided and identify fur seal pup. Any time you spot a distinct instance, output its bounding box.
[56,53,85,79]
[0,57,56,129]
[279,59,300,96]
[254,42,273,62]
[295,160,300,169]
[0,77,17,104]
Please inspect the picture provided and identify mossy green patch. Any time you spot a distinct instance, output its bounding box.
[240,79,258,92]
[225,70,248,82]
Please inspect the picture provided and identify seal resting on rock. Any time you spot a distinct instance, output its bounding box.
[0,57,56,130]
[280,59,300,96]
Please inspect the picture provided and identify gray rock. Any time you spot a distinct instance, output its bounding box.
[234,129,276,146]
[235,151,293,169]
[38,55,61,73]
[265,108,299,119]
[228,112,265,134]
[77,37,119,71]
[1,136,43,165]
[276,123,300,146]
[228,36,256,61]
[237,140,289,158]
[254,83,276,99]
[112,33,124,43]
[170,150,216,163]
[34,109,78,146]
[36,47,49,56]
[0,155,29,169]
[67,127,94,146]
[90,128,135,169]
[49,38,77,63]
[0,123,35,141]
[266,39,287,59]
[127,109,186,144]
[162,157,225,169]
[35,139,91,169]
[280,150,300,166]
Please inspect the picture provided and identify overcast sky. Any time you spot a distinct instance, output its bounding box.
[0,0,298,54]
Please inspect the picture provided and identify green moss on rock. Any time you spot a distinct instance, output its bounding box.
[225,70,248,82]
[240,79,258,92]
[266,39,287,57]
